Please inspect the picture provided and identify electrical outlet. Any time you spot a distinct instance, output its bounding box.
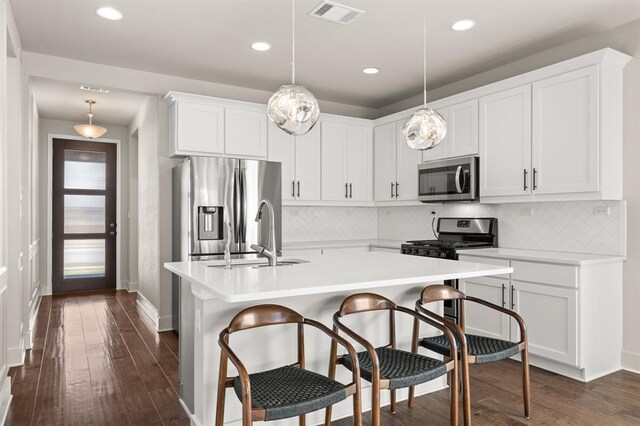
[520,207,533,216]
[593,205,610,216]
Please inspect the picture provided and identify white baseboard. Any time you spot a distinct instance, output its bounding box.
[127,281,139,292]
[158,315,174,332]
[0,370,13,426]
[622,350,640,374]
[136,291,160,331]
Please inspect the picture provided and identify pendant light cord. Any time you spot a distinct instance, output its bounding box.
[291,0,296,85]
[423,0,427,108]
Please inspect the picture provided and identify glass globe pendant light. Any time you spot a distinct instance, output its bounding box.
[402,1,447,150]
[267,0,320,135]
[74,100,107,139]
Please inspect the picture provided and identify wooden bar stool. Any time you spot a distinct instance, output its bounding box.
[415,285,531,424]
[327,293,460,426]
[216,304,362,426]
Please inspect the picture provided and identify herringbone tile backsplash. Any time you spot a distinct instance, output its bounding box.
[283,201,626,256]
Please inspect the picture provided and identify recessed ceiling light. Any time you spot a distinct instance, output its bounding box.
[362,67,379,75]
[251,42,271,52]
[451,19,475,31]
[96,7,123,21]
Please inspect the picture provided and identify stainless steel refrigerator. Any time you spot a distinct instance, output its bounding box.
[172,156,281,413]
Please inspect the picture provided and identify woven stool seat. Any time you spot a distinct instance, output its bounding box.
[341,347,447,390]
[420,334,520,364]
[232,365,348,421]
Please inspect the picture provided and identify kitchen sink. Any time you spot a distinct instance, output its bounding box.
[207,258,309,268]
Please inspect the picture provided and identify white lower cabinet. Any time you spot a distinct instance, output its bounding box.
[459,253,623,382]
[511,281,578,365]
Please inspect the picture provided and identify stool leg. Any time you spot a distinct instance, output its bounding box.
[299,414,306,426]
[450,364,459,426]
[371,379,381,426]
[215,354,228,426]
[408,386,415,408]
[522,347,531,419]
[353,387,362,426]
[390,389,396,413]
[325,337,338,424]
[462,356,471,426]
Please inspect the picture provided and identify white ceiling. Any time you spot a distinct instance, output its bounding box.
[13,0,640,109]
[31,77,149,126]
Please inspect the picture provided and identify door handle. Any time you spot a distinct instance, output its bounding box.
[297,181,300,198]
[533,168,538,191]
[349,183,353,199]
[233,169,241,242]
[395,182,399,198]
[510,285,515,310]
[345,183,348,199]
[241,168,247,243]
[110,231,116,236]
[291,180,295,198]
[501,283,506,307]
[455,165,463,193]
[523,169,528,191]
[391,182,395,198]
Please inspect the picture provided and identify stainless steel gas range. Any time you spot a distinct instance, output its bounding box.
[401,217,498,321]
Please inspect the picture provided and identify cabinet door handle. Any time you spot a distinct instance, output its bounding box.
[292,181,295,198]
[501,283,506,307]
[395,182,399,198]
[391,182,395,198]
[533,168,538,190]
[345,183,348,199]
[297,181,300,198]
[349,183,353,199]
[523,169,528,191]
[510,285,516,310]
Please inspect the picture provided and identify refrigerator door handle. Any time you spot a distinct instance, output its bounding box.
[241,168,248,243]
[233,168,241,242]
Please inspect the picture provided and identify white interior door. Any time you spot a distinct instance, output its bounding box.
[373,123,397,201]
[321,122,349,201]
[532,65,599,194]
[479,85,532,197]
[294,124,322,201]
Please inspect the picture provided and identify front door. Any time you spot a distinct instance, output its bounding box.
[52,138,117,293]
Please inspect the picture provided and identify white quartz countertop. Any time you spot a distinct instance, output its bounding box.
[283,239,403,250]
[457,247,626,265]
[164,252,512,303]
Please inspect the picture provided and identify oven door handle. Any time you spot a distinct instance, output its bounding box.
[455,165,463,193]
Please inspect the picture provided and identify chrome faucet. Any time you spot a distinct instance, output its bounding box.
[250,200,277,266]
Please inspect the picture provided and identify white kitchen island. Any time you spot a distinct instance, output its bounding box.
[165,252,512,426]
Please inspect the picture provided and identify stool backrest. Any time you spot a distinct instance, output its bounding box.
[336,293,398,350]
[419,284,468,332]
[228,304,304,333]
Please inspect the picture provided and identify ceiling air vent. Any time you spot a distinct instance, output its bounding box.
[309,1,364,25]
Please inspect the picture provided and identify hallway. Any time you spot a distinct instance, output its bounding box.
[5,291,188,425]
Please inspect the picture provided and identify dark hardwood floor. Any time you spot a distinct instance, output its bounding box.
[6,290,189,425]
[6,290,640,425]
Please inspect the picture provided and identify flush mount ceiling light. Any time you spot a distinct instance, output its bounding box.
[80,85,110,94]
[251,42,271,51]
[362,67,380,75]
[267,0,320,135]
[96,7,123,21]
[74,100,107,139]
[451,19,475,31]
[402,0,447,150]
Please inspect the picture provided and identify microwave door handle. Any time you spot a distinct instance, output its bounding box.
[455,165,463,193]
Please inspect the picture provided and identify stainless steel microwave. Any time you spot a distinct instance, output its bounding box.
[418,156,479,202]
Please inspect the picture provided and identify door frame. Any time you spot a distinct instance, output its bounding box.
[46,133,122,295]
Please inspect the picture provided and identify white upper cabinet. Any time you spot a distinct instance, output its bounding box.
[172,101,225,155]
[373,119,421,202]
[373,123,397,201]
[479,85,532,198]
[294,124,322,201]
[423,99,478,163]
[532,66,599,194]
[225,108,268,158]
[268,122,321,201]
[321,121,372,202]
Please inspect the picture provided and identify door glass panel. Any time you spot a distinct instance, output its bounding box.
[63,239,105,279]
[64,195,105,234]
[64,150,107,190]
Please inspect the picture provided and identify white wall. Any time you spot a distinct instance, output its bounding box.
[37,118,131,293]
[128,133,139,290]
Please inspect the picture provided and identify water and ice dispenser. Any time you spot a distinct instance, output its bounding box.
[197,206,223,240]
